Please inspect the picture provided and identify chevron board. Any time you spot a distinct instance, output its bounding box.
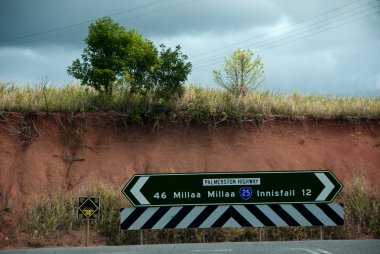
[120,203,343,230]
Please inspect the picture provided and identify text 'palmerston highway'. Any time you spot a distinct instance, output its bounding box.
[203,178,261,186]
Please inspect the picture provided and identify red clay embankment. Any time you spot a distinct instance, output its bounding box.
[0,112,379,240]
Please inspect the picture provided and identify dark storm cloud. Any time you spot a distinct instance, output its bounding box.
[0,0,379,95]
[0,0,90,46]
[0,0,283,47]
[123,0,282,36]
[1,0,378,47]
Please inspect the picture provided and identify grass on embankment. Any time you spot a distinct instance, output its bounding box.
[18,174,380,246]
[1,82,380,124]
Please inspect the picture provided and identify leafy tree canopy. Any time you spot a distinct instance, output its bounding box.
[67,17,191,101]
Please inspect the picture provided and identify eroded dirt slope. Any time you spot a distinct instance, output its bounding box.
[0,113,379,239]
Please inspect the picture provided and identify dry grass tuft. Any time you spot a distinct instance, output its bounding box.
[1,82,379,122]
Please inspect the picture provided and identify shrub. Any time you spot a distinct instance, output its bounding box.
[213,49,265,96]
[67,17,192,104]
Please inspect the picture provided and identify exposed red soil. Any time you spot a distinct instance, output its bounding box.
[0,112,379,248]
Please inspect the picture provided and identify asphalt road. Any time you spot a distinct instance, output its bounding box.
[1,240,379,254]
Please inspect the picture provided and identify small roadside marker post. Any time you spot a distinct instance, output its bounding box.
[86,219,89,246]
[77,196,101,246]
[320,226,323,240]
[259,228,262,242]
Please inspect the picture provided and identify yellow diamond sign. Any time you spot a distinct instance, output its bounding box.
[78,196,100,220]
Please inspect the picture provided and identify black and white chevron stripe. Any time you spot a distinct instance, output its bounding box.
[120,204,343,230]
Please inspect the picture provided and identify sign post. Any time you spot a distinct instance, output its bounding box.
[122,170,343,207]
[77,196,100,246]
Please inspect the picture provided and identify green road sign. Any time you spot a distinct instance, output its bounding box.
[78,196,100,220]
[122,171,343,207]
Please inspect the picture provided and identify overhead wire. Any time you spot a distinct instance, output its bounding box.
[192,0,379,65]
[0,0,197,44]
[190,0,365,59]
[192,3,379,69]
[1,0,377,72]
[0,0,167,43]
[193,9,378,67]
[192,10,380,70]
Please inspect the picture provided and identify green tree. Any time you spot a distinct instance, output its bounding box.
[67,17,157,95]
[67,17,191,101]
[213,49,264,96]
[122,30,158,95]
[151,45,192,102]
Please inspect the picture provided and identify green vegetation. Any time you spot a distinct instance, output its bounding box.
[340,173,380,238]
[21,175,379,246]
[1,82,379,122]
[213,49,265,96]
[23,185,135,246]
[24,191,79,243]
[67,17,191,103]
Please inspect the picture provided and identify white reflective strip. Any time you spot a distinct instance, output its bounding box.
[304,204,335,226]
[329,204,344,219]
[257,205,287,226]
[128,207,159,230]
[152,207,182,229]
[120,208,135,224]
[280,205,312,226]
[130,176,150,205]
[222,218,240,228]
[176,206,206,229]
[199,206,229,228]
[315,173,334,201]
[233,205,264,227]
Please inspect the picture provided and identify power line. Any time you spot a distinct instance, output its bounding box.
[118,0,197,24]
[6,0,197,45]
[192,10,379,70]
[193,9,379,69]
[0,0,194,44]
[191,2,379,67]
[257,11,379,54]
[190,0,365,59]
[191,0,379,65]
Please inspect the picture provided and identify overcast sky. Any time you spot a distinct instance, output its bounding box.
[0,0,379,96]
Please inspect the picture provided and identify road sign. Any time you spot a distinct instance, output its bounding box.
[120,203,344,230]
[78,196,100,220]
[122,170,343,207]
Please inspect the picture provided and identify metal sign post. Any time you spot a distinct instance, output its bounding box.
[77,196,101,246]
